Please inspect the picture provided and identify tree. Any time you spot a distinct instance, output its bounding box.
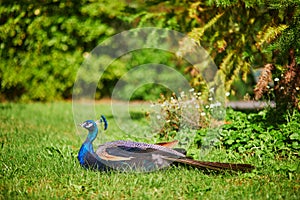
[129,0,300,110]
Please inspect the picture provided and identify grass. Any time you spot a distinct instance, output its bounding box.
[0,102,299,199]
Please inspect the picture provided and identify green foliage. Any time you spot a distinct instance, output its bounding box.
[111,48,190,101]
[122,0,193,32]
[1,0,299,105]
[119,0,300,107]
[203,0,300,110]
[0,0,125,101]
[186,2,271,93]
[220,109,300,156]
[154,92,300,157]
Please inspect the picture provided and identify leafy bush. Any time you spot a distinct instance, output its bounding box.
[110,48,190,101]
[0,1,125,101]
[1,0,299,105]
[128,0,300,110]
[220,109,300,156]
[152,92,299,157]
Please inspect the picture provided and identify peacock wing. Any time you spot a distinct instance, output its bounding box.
[95,140,185,172]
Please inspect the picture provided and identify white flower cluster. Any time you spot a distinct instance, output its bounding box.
[151,88,223,135]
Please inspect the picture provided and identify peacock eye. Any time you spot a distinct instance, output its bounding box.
[85,122,93,128]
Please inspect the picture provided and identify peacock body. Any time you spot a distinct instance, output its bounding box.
[78,116,255,172]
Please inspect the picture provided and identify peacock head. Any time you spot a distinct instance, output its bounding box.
[80,120,97,132]
[80,115,108,132]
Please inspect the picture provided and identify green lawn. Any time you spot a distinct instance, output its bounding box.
[0,102,299,199]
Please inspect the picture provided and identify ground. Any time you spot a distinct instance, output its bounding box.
[0,102,299,199]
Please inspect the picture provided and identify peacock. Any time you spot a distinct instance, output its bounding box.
[78,115,255,172]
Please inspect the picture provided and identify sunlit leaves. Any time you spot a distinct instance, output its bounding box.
[0,1,126,101]
[256,24,288,49]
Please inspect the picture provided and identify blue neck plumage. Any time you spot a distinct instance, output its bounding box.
[85,126,98,147]
[78,126,98,165]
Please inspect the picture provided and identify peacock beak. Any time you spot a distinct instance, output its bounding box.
[79,123,84,127]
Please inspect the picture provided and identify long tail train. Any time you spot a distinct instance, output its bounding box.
[169,157,255,172]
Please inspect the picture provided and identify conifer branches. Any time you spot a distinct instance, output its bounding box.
[256,24,288,48]
[189,12,224,42]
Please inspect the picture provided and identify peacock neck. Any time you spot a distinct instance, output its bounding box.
[84,127,98,152]
[78,127,99,166]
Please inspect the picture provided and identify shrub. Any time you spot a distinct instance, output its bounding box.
[150,89,225,138]
[0,1,124,101]
[151,92,300,157]
[220,109,300,156]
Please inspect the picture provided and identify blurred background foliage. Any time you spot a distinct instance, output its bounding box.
[0,0,299,110]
